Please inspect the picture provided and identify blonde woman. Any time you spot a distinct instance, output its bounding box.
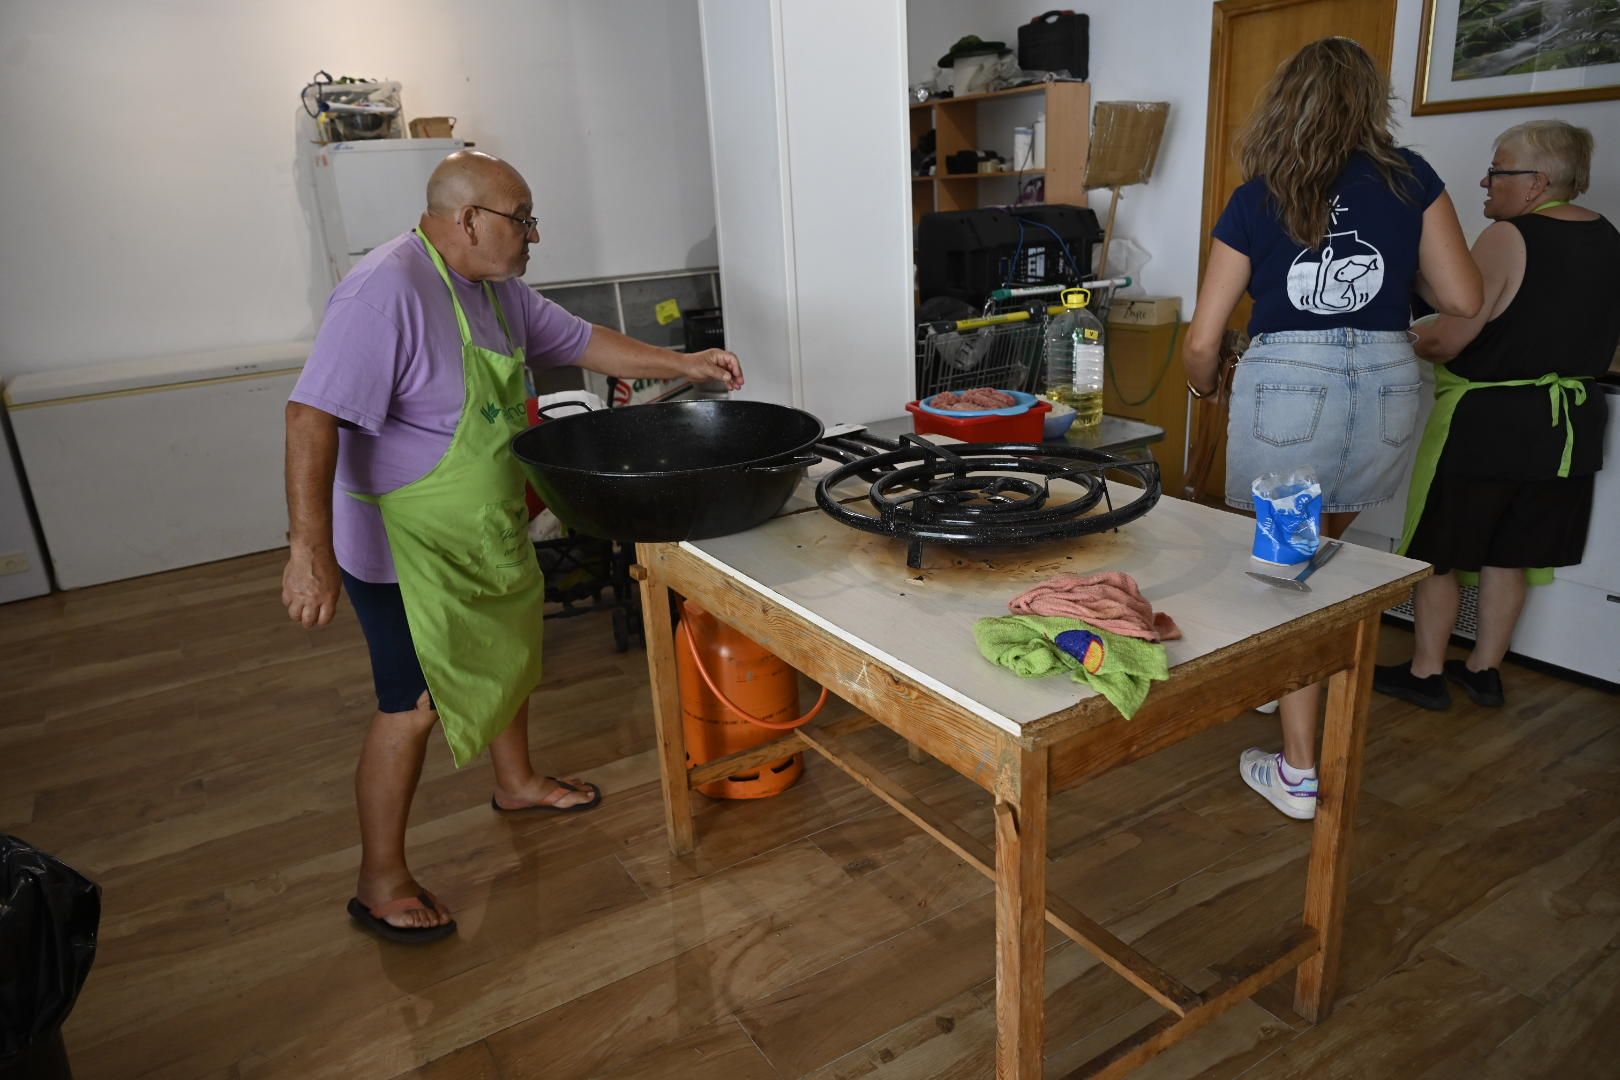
[1376,121,1618,712]
[1184,37,1482,821]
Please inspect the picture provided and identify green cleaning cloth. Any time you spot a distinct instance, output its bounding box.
[973,614,1169,719]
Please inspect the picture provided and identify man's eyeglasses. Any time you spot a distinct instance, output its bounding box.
[470,205,539,232]
[1484,167,1542,183]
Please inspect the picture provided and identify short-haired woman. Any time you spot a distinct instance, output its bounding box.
[1376,120,1620,711]
[1183,37,1482,821]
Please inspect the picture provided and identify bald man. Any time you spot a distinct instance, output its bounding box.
[283,151,743,943]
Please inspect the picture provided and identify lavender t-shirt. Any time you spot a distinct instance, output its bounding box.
[290,232,592,582]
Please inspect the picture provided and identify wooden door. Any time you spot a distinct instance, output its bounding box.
[1192,0,1397,503]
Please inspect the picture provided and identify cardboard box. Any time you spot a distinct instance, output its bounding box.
[409,116,457,139]
[1107,296,1181,327]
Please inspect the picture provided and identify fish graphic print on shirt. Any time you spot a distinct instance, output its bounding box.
[1212,150,1445,335]
[1287,195,1385,315]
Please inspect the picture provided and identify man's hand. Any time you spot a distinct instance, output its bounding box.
[283,544,342,629]
[682,348,744,391]
[577,327,746,390]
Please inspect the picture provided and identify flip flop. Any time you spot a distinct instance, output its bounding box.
[490,776,604,815]
[346,890,457,945]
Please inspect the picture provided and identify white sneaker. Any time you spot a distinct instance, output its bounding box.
[1239,748,1317,820]
[1255,700,1279,714]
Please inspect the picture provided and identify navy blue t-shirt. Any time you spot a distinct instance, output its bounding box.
[1212,148,1446,334]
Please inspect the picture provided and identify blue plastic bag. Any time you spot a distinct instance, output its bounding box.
[1250,468,1321,565]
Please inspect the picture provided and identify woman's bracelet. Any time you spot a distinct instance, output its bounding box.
[1187,379,1210,399]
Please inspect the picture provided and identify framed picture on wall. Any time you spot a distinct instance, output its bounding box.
[1413,0,1620,115]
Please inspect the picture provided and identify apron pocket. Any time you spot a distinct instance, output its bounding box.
[478,499,539,587]
[1253,385,1328,447]
[1379,383,1422,448]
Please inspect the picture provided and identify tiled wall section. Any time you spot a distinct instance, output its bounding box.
[532,270,720,397]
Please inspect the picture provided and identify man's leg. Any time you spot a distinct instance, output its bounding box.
[1410,571,1461,677]
[1469,566,1526,671]
[489,699,597,809]
[355,690,451,928]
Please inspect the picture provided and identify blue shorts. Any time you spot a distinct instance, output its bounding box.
[1225,328,1422,513]
[341,571,431,713]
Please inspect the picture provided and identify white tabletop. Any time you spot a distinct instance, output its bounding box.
[684,485,1426,736]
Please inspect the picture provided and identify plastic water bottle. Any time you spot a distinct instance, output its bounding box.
[1042,287,1106,430]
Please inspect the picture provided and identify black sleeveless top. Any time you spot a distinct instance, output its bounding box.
[1441,213,1620,479]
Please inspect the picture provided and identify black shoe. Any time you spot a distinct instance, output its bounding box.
[1373,663,1452,710]
[1444,659,1505,707]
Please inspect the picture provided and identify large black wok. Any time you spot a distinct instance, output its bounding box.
[511,399,824,542]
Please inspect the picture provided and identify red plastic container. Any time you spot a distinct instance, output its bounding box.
[906,399,1051,443]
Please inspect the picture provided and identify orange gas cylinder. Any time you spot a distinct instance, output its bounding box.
[677,600,805,799]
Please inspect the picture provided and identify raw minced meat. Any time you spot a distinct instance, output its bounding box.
[927,387,1018,411]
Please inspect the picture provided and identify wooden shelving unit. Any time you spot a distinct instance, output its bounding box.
[909,81,1090,225]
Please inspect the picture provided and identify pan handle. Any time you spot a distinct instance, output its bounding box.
[745,455,818,476]
[535,400,596,420]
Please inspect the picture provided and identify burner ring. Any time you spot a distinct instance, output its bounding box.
[875,470,1053,518]
[868,453,1111,528]
[813,440,1162,567]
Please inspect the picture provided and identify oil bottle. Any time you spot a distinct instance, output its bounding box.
[1042,287,1106,430]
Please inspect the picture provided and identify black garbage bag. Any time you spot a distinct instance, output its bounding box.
[0,836,100,1077]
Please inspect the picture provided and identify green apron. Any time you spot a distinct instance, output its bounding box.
[1397,362,1592,586]
[350,228,545,767]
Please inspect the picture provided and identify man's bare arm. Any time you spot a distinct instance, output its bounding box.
[575,325,744,390]
[282,402,343,628]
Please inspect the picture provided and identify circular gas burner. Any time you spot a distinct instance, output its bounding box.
[814,437,1161,567]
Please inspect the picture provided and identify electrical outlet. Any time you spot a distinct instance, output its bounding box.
[0,551,30,576]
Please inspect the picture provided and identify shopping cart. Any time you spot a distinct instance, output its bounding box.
[914,277,1132,400]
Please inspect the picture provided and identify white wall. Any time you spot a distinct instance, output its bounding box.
[701,0,915,421]
[699,0,797,408]
[779,0,916,423]
[0,0,717,379]
[907,0,1620,314]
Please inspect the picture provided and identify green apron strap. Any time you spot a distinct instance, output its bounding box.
[483,281,517,354]
[1531,199,1570,212]
[1398,364,1469,556]
[1533,372,1590,478]
[414,227,474,347]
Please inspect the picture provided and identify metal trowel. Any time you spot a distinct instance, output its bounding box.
[1245,538,1343,593]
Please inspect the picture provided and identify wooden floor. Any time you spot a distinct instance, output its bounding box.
[3,549,1619,1080]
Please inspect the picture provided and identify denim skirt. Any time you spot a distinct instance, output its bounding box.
[1225,328,1423,513]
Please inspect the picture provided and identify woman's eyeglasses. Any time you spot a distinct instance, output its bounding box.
[1484,168,1542,184]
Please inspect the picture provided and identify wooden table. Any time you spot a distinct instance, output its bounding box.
[634,473,1426,1078]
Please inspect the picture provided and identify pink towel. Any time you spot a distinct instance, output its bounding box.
[1008,571,1182,643]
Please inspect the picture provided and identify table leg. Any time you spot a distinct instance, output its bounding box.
[636,547,694,856]
[1295,611,1378,1021]
[994,743,1049,1078]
